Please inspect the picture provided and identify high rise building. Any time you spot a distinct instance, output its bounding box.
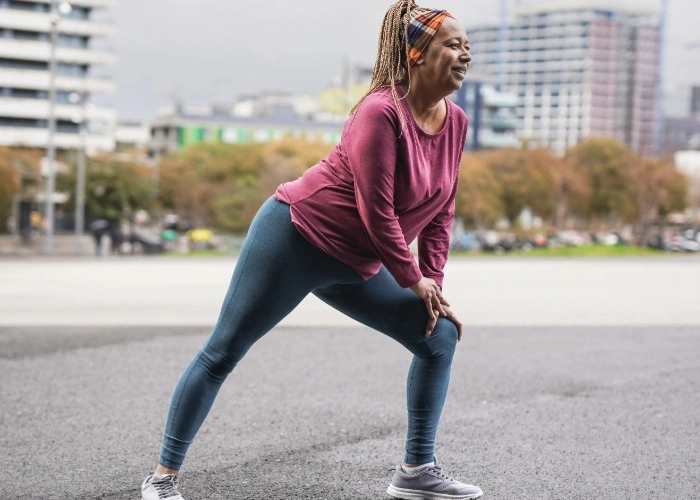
[0,0,116,152]
[467,1,661,156]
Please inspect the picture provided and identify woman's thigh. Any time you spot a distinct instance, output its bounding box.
[312,268,457,358]
[205,198,364,357]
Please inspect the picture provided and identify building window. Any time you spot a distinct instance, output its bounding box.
[0,116,42,127]
[57,63,88,76]
[57,34,89,49]
[8,1,46,11]
[10,88,39,99]
[11,29,43,41]
[0,57,48,71]
[60,6,90,20]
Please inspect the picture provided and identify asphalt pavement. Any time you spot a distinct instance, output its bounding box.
[1,257,699,499]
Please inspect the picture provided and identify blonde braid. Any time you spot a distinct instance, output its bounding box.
[349,0,433,125]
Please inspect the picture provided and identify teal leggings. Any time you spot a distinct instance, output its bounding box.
[159,197,458,469]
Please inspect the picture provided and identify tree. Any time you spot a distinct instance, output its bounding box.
[0,151,21,233]
[157,139,334,232]
[522,149,590,229]
[158,154,212,227]
[0,148,43,234]
[456,154,503,228]
[627,155,688,245]
[58,154,155,223]
[482,148,531,224]
[566,138,632,226]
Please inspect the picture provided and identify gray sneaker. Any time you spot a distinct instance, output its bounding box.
[141,474,185,500]
[387,458,483,500]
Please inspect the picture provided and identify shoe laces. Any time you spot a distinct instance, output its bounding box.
[427,463,455,482]
[152,475,180,499]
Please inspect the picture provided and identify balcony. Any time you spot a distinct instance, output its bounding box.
[0,39,115,65]
[0,68,115,93]
[0,9,115,37]
[478,129,520,149]
[481,87,518,108]
[482,113,518,130]
[0,125,115,151]
[0,96,116,122]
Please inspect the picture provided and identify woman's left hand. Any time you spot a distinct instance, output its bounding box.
[439,305,463,342]
[425,296,462,342]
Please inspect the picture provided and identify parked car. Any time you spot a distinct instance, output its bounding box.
[669,235,700,252]
[450,231,480,251]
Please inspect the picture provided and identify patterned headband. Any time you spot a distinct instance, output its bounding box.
[407,9,454,67]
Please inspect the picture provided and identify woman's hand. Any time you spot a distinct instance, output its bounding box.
[410,277,448,336]
[442,305,463,342]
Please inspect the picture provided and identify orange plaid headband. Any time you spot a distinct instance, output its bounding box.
[407,10,454,67]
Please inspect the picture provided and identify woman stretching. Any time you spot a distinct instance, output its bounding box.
[141,1,481,498]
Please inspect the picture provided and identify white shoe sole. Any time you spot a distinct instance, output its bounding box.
[387,483,483,500]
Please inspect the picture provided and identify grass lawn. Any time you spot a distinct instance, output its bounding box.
[452,244,670,257]
[162,249,234,258]
[162,244,680,259]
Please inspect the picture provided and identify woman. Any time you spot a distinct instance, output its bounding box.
[141,1,481,499]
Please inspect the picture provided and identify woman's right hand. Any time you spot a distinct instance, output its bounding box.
[410,277,448,336]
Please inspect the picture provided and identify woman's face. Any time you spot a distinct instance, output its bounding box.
[413,16,472,94]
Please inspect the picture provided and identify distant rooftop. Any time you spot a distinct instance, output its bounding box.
[153,105,342,131]
[515,0,659,17]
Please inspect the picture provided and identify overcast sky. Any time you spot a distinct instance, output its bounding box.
[105,0,700,121]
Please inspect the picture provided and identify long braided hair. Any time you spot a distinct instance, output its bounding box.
[349,0,432,123]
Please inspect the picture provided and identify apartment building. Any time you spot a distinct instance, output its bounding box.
[0,0,116,152]
[452,74,519,151]
[467,1,660,156]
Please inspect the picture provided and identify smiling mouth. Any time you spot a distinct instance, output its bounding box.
[452,67,467,77]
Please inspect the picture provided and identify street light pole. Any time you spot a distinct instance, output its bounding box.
[44,0,58,255]
[74,92,87,255]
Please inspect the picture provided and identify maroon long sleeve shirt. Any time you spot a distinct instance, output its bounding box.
[275,87,468,289]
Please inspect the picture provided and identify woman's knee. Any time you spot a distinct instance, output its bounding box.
[196,343,244,382]
[421,317,458,359]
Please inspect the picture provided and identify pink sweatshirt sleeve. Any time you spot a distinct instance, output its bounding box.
[418,180,458,290]
[343,98,422,288]
[418,113,466,290]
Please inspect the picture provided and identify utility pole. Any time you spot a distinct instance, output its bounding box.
[44,0,58,255]
[74,91,87,255]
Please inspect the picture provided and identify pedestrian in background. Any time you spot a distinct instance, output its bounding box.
[88,219,109,256]
[141,1,480,498]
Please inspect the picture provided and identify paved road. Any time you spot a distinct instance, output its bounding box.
[1,257,699,499]
[1,324,699,499]
[1,256,700,326]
